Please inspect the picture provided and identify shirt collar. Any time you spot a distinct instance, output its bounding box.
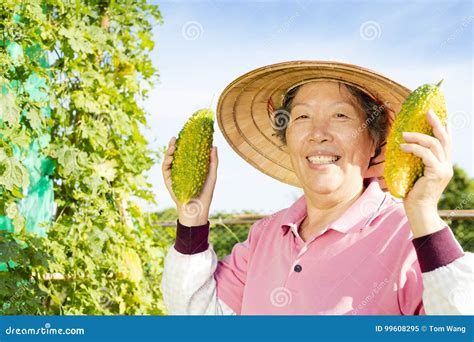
[280,178,387,236]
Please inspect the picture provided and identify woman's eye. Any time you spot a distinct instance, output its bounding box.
[335,113,348,118]
[295,114,309,120]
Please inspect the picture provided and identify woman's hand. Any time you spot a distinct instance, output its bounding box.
[400,109,453,238]
[161,136,219,227]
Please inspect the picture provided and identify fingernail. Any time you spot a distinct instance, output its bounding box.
[400,143,408,151]
[402,132,410,138]
[428,108,436,117]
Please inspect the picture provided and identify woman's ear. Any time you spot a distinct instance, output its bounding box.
[364,136,385,179]
[370,139,377,158]
[367,136,376,159]
[367,137,380,169]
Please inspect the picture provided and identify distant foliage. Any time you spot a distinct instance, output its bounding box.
[439,165,474,252]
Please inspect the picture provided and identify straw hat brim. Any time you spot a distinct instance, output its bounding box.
[216,60,411,189]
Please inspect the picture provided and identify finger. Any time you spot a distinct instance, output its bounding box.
[161,158,177,203]
[426,109,449,151]
[165,177,177,203]
[162,137,177,171]
[445,124,452,161]
[402,132,445,162]
[400,143,440,169]
[165,137,176,156]
[161,153,174,175]
[211,146,219,167]
[201,147,218,198]
[208,146,219,180]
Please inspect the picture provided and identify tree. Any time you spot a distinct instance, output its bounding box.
[0,0,166,314]
[439,164,474,252]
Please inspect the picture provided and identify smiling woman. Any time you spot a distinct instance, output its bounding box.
[161,61,474,316]
[281,81,390,237]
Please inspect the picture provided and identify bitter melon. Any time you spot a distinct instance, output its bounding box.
[384,80,447,198]
[171,109,214,204]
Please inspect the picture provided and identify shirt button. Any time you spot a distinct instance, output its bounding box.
[294,264,302,272]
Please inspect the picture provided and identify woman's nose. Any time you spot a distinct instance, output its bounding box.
[308,119,332,142]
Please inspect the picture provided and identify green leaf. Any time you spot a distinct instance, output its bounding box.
[24,73,48,102]
[58,27,93,54]
[0,126,31,147]
[13,14,22,24]
[50,294,62,305]
[6,203,20,219]
[0,87,20,127]
[71,91,100,114]
[93,160,117,182]
[138,32,155,51]
[0,150,29,191]
[6,42,24,65]
[55,145,80,177]
[24,108,43,130]
[25,44,49,68]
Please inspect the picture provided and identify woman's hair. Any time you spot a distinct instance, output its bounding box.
[272,82,392,166]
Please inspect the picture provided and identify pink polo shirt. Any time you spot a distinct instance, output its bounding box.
[214,178,425,315]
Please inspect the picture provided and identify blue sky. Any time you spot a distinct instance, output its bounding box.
[142,0,473,214]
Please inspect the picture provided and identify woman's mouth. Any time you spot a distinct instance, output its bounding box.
[306,155,341,165]
[306,155,341,170]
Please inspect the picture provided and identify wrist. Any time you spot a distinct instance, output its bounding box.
[177,201,209,227]
[178,212,209,227]
[405,207,445,238]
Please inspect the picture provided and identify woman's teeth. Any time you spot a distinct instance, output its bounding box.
[307,155,340,165]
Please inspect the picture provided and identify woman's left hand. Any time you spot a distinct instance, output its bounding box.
[399,108,453,238]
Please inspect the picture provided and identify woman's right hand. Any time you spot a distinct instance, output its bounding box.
[161,136,219,227]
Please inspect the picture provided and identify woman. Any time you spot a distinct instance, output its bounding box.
[161,61,473,315]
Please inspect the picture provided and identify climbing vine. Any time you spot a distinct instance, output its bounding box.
[0,0,166,314]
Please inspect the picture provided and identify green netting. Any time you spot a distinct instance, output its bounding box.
[0,39,54,270]
[16,136,55,237]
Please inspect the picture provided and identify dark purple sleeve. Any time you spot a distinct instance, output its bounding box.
[174,220,210,255]
[412,226,464,273]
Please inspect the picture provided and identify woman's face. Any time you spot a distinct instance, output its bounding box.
[285,81,376,195]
